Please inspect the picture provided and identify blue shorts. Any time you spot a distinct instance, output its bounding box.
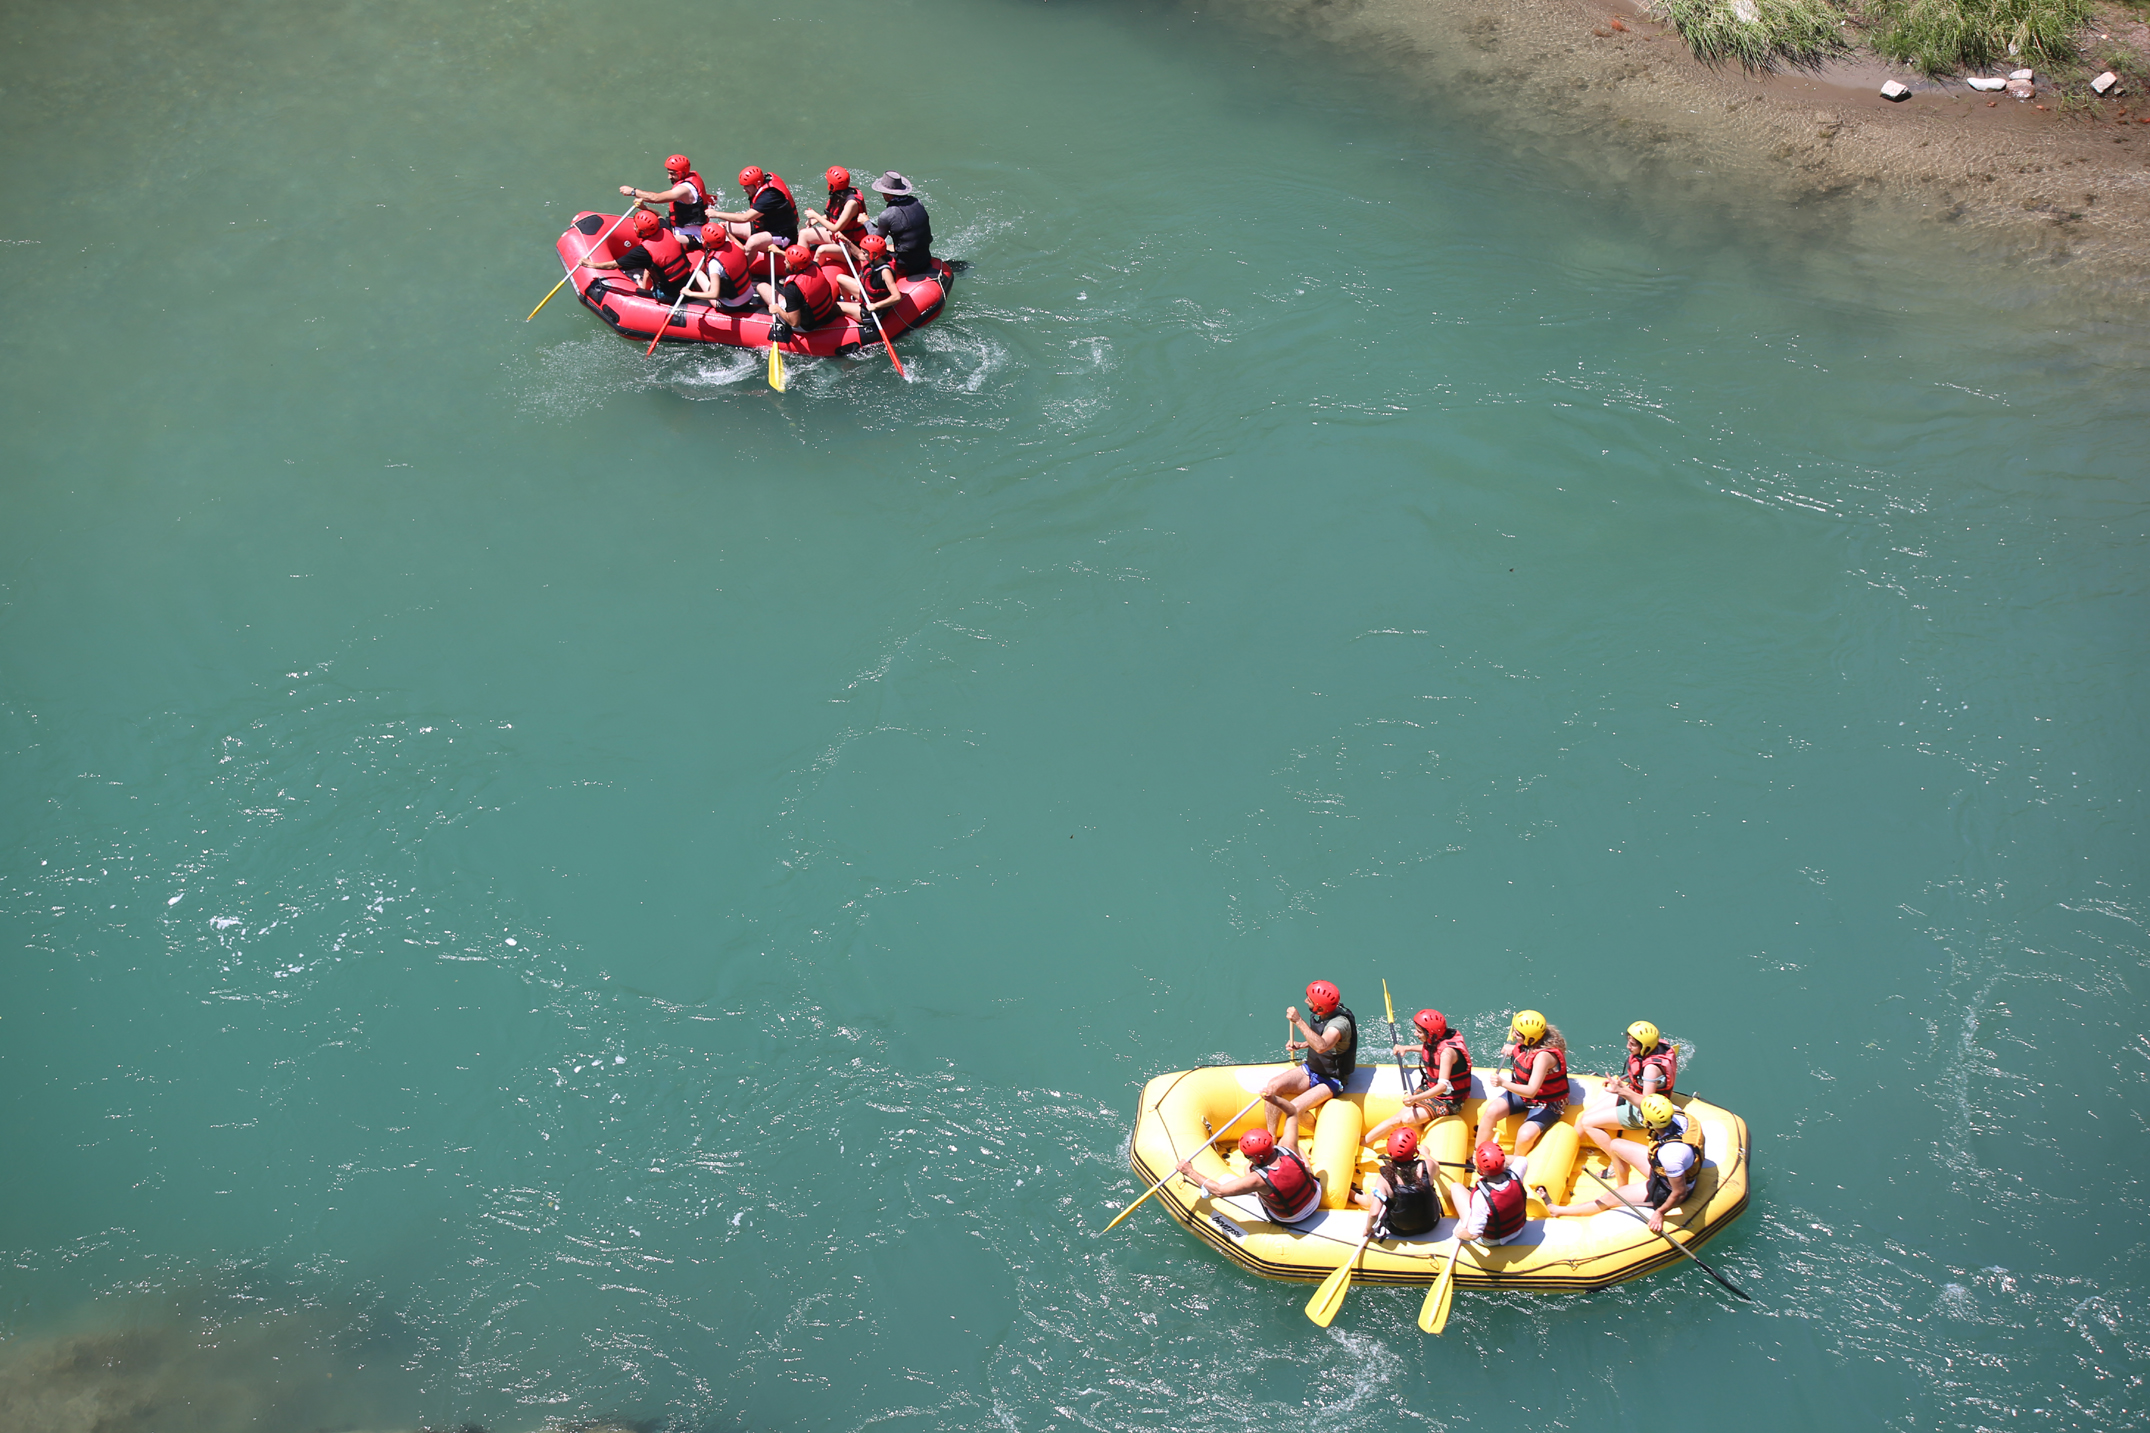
[1303,1071,1343,1100]
[1493,1090,1566,1130]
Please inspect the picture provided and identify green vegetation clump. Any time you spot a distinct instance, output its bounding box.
[1650,0,1851,70]
[1862,0,2093,75]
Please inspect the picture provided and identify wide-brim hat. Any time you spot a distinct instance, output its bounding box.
[870,172,914,197]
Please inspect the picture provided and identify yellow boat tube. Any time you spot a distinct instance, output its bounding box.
[1125,1061,1749,1292]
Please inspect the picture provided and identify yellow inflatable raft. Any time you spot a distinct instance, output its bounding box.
[1125,1061,1749,1291]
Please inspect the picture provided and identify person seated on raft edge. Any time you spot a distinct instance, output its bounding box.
[1355,1126,1441,1239]
[1445,1139,1531,1247]
[1174,1125,1322,1226]
[1363,1007,1472,1158]
[620,153,709,242]
[1258,980,1357,1141]
[1476,1008,1570,1159]
[682,227,760,312]
[1545,1094,1696,1234]
[581,210,694,303]
[836,234,903,323]
[799,165,869,259]
[865,171,936,278]
[1575,1019,1680,1174]
[707,165,799,257]
[757,244,841,333]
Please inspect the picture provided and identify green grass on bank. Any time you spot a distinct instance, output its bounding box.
[1863,0,2094,74]
[1649,0,1850,70]
[1650,0,2107,75]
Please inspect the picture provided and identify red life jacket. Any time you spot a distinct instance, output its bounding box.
[1626,1045,1677,1097]
[825,185,866,240]
[786,266,839,329]
[641,230,692,289]
[1416,1031,1472,1094]
[1479,1170,1528,1241]
[703,243,752,302]
[1252,1146,1317,1222]
[669,170,709,228]
[1518,1043,1568,1104]
[751,174,799,237]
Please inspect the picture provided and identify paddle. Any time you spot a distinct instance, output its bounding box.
[1419,1235,1469,1334]
[1381,978,1417,1102]
[528,208,637,322]
[834,239,907,378]
[1579,1164,1752,1302]
[644,250,707,357]
[1304,1229,1377,1328]
[1097,1091,1267,1235]
[766,250,786,392]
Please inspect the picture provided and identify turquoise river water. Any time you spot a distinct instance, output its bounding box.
[2,0,2145,1429]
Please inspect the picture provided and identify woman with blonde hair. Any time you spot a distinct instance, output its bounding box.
[1475,1009,1570,1157]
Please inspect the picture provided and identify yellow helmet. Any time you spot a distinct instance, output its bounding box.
[1510,1009,1547,1043]
[1627,1020,1661,1053]
[1639,1094,1677,1131]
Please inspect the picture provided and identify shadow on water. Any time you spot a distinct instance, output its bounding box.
[0,1279,740,1433]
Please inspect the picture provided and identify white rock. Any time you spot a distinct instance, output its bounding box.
[2010,68,2034,81]
[2006,78,2035,99]
[1967,76,2006,91]
[2092,71,2118,95]
[1732,0,1758,21]
[1880,80,1911,100]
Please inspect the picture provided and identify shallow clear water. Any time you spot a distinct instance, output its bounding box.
[2,0,2145,1429]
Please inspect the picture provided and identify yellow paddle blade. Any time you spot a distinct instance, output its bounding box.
[768,343,785,392]
[1420,1241,1463,1335]
[1304,1237,1369,1327]
[526,270,573,322]
[1099,1176,1170,1235]
[1382,978,1396,1026]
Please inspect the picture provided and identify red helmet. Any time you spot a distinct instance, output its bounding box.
[702,226,734,251]
[1386,1127,1419,1161]
[739,165,765,190]
[826,165,851,190]
[785,243,816,273]
[1305,981,1341,1017]
[860,234,889,258]
[1474,1141,1507,1176]
[664,153,691,175]
[1413,1009,1448,1041]
[631,210,662,238]
[1237,1128,1277,1164]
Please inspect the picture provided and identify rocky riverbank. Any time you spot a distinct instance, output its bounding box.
[1226,0,2150,301]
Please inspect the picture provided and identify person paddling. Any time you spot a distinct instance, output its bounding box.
[800,165,869,257]
[1356,1126,1441,1238]
[682,227,759,312]
[865,171,935,277]
[709,166,799,255]
[1447,1140,1530,1246]
[582,210,694,303]
[1363,1007,1471,1155]
[757,244,841,332]
[1175,1126,1322,1226]
[1476,1009,1570,1158]
[835,234,903,323]
[620,154,710,241]
[1257,981,1356,1139]
[1575,1019,1679,1172]
[1546,1095,1698,1233]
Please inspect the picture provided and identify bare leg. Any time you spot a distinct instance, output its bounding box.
[1476,1093,1514,1148]
[1362,1106,1430,1149]
[1514,1118,1550,1156]
[1260,1068,1315,1138]
[1546,1184,1645,1219]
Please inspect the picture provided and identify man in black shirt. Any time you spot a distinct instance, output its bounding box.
[866,172,936,278]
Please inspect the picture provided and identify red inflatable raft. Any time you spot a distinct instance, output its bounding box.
[551,212,953,356]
